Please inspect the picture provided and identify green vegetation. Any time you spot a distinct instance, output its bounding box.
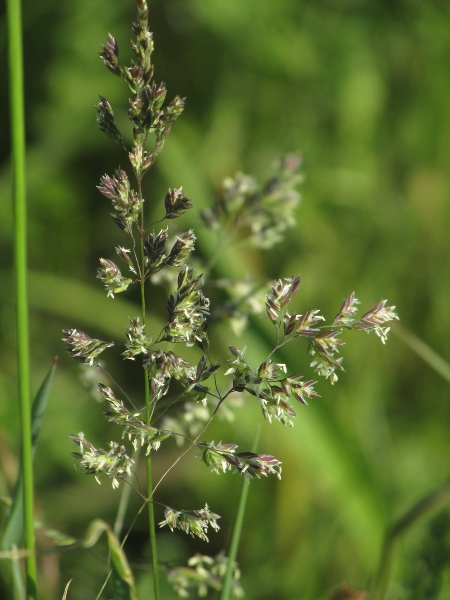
[1,0,450,599]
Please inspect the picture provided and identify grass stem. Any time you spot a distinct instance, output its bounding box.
[220,425,261,600]
[146,451,160,600]
[7,0,37,596]
[139,202,160,600]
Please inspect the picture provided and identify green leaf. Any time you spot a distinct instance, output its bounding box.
[1,358,57,552]
[10,553,25,600]
[82,519,140,600]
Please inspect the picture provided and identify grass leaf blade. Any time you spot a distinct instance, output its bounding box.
[1,359,57,551]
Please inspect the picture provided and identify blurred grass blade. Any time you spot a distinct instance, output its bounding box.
[83,519,140,600]
[30,358,58,448]
[394,325,450,384]
[370,484,450,600]
[1,359,57,552]
[10,548,25,600]
[26,270,164,338]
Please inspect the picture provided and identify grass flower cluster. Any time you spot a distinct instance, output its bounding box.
[59,1,398,597]
[6,0,420,598]
[47,1,404,598]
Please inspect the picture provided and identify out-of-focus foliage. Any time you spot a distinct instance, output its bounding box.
[1,0,450,598]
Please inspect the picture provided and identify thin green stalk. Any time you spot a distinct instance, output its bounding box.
[7,0,37,597]
[139,196,160,600]
[219,478,250,600]
[220,426,261,600]
[144,370,160,600]
[146,446,160,600]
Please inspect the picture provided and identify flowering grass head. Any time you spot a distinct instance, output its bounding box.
[61,1,398,596]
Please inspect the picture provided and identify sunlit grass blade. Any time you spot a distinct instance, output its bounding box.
[1,359,57,553]
[25,270,164,339]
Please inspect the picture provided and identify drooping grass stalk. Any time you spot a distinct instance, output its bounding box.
[6,0,37,597]
[369,484,450,600]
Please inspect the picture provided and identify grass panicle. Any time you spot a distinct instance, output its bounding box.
[9,0,438,598]
[61,1,398,598]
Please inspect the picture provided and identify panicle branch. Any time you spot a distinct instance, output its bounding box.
[69,433,134,489]
[63,329,114,366]
[199,440,282,480]
[159,503,220,542]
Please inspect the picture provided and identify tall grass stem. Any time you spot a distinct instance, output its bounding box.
[220,425,261,600]
[139,208,160,600]
[7,0,37,596]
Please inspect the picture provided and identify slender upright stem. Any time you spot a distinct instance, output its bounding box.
[146,426,160,600]
[7,0,37,597]
[138,183,160,600]
[220,426,261,600]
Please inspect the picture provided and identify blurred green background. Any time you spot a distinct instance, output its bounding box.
[1,0,450,598]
